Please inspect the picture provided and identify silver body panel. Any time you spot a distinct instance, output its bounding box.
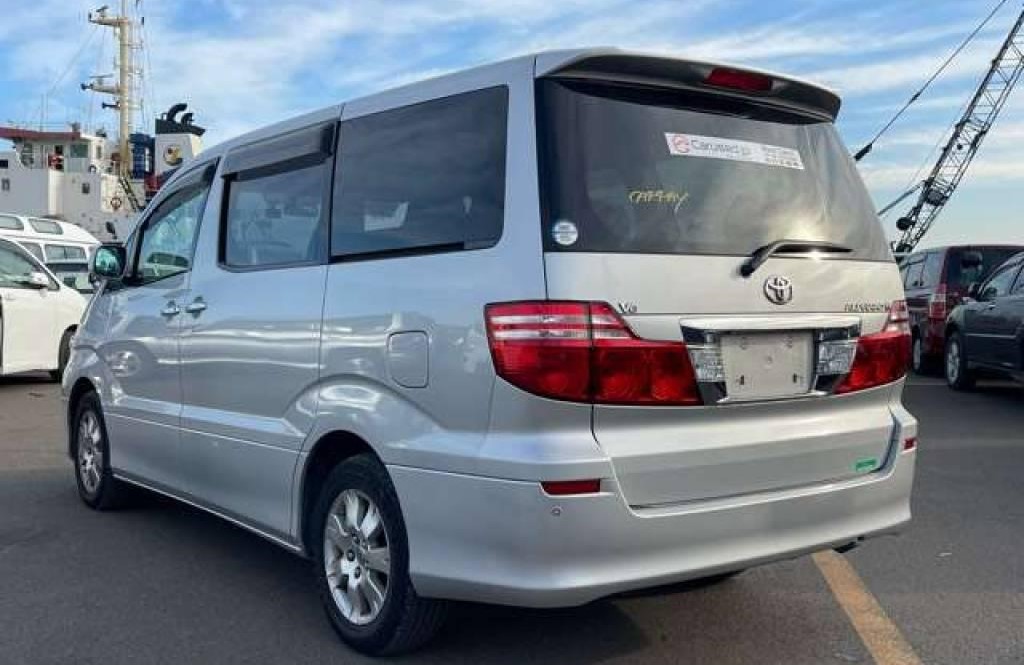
[63,48,917,608]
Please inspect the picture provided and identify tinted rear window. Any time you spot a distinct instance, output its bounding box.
[945,248,1024,288]
[536,80,890,260]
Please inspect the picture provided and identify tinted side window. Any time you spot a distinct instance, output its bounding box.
[904,262,924,289]
[0,240,46,289]
[134,165,215,285]
[29,218,62,234]
[0,214,23,230]
[1013,268,1024,294]
[980,266,1018,301]
[332,86,508,258]
[45,244,87,262]
[921,252,943,289]
[223,163,329,268]
[21,242,44,262]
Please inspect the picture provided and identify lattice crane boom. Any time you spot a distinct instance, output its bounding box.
[892,9,1024,254]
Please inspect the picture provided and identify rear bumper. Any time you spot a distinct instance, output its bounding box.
[390,409,916,607]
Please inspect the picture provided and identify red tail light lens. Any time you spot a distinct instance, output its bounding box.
[927,284,948,320]
[541,479,602,496]
[836,301,912,394]
[704,67,773,92]
[485,301,701,405]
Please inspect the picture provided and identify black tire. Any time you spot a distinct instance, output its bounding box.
[50,328,74,382]
[911,333,935,375]
[945,330,975,391]
[72,392,127,510]
[311,454,448,655]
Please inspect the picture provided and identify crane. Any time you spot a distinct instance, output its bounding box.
[888,8,1024,254]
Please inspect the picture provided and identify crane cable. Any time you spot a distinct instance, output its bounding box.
[853,0,1010,161]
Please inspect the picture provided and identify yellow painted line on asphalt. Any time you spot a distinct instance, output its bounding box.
[813,551,924,665]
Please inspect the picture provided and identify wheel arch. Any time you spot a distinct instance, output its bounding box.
[66,377,98,457]
[297,429,382,555]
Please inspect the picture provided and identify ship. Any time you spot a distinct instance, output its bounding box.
[0,2,205,241]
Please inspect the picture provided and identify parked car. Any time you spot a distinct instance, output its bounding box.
[0,237,85,379]
[64,49,918,655]
[944,251,1024,389]
[901,244,1024,373]
[0,212,100,263]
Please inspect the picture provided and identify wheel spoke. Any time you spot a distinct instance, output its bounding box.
[359,503,381,540]
[325,514,350,550]
[363,546,390,573]
[343,492,361,532]
[347,574,367,619]
[364,574,386,614]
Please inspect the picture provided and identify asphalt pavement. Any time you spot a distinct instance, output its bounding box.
[0,373,1021,665]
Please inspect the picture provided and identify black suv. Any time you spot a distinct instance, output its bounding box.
[944,251,1024,389]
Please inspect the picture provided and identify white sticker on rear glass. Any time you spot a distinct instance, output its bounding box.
[551,220,579,246]
[664,133,804,170]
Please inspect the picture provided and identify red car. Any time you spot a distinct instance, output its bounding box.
[902,244,1024,373]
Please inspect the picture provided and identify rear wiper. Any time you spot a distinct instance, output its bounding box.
[739,239,852,277]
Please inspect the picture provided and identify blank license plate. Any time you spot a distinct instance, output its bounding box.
[720,332,813,400]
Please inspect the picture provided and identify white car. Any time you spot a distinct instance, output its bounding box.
[0,237,86,379]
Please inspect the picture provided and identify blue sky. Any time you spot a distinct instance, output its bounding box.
[2,0,1021,249]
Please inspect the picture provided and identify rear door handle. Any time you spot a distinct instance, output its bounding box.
[161,302,181,318]
[184,298,207,315]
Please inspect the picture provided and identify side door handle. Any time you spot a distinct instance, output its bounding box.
[160,301,181,318]
[184,298,207,315]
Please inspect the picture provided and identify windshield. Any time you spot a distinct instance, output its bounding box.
[536,80,891,260]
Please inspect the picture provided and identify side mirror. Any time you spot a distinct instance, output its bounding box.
[26,271,50,289]
[91,243,127,281]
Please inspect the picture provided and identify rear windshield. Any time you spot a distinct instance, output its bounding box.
[536,80,891,260]
[945,248,1024,288]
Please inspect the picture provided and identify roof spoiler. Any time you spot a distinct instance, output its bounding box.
[536,51,841,121]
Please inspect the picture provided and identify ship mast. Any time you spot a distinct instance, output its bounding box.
[81,1,138,179]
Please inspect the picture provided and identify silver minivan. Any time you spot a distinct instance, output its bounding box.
[65,49,917,655]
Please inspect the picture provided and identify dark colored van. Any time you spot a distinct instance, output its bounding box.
[902,245,1024,373]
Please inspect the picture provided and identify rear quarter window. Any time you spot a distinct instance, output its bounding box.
[331,86,508,259]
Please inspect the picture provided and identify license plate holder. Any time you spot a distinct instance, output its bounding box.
[720,331,813,400]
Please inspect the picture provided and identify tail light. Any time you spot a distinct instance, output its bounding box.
[927,284,948,320]
[485,301,701,405]
[836,301,912,394]
[704,67,773,92]
[541,479,602,496]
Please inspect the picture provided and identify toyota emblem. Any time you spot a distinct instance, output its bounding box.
[763,275,793,305]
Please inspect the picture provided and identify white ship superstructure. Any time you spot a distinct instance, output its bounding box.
[0,1,204,241]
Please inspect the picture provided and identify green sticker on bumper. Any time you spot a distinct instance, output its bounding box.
[854,457,878,473]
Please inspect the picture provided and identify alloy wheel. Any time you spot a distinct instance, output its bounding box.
[77,410,104,495]
[946,340,960,384]
[323,489,391,625]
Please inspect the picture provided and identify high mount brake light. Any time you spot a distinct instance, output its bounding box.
[836,301,912,394]
[485,301,701,405]
[704,67,774,92]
